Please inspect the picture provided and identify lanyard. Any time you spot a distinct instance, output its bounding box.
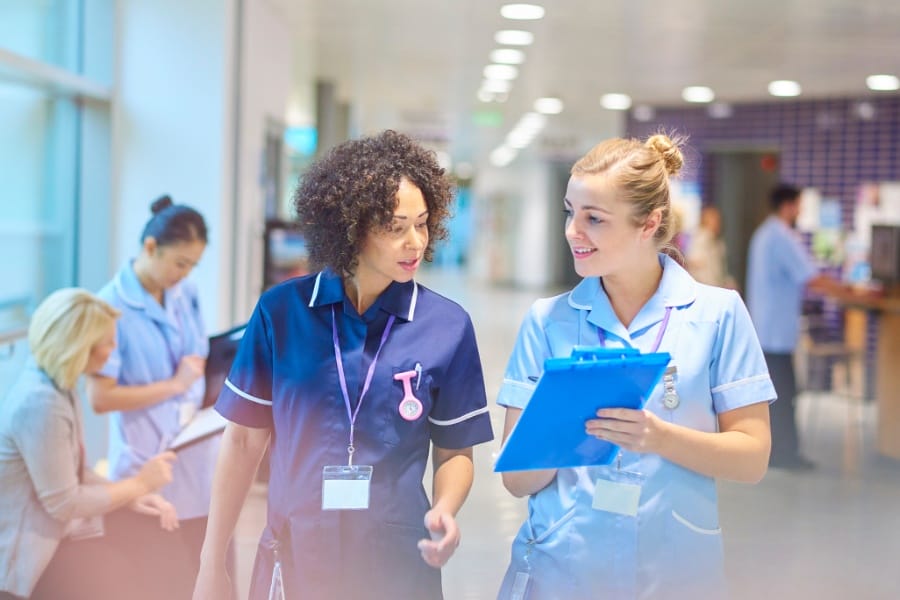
[332,306,396,466]
[597,306,673,352]
[151,301,184,373]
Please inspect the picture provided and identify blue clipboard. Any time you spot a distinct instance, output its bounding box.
[494,347,671,472]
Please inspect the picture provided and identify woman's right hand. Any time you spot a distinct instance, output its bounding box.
[136,451,177,491]
[193,563,234,600]
[173,355,206,392]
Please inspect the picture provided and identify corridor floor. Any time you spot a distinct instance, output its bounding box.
[231,270,900,599]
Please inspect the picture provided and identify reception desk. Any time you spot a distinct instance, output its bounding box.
[831,290,900,460]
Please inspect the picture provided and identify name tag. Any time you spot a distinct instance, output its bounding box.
[322,465,373,510]
[591,478,642,517]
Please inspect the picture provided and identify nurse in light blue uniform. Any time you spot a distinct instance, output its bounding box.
[88,196,214,598]
[497,135,775,600]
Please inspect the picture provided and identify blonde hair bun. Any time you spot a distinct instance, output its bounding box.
[645,134,684,177]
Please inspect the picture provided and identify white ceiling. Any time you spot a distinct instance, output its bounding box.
[286,0,900,163]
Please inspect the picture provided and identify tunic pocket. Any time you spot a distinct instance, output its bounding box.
[374,521,442,599]
[380,365,434,447]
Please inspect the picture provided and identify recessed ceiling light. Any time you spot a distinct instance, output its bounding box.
[632,105,655,122]
[768,80,801,97]
[682,86,715,103]
[484,64,519,80]
[534,97,563,114]
[867,74,900,91]
[708,103,733,119]
[500,4,545,20]
[490,49,525,65]
[481,79,512,93]
[494,30,534,46]
[600,93,632,110]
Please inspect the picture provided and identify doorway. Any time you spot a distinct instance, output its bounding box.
[706,149,780,292]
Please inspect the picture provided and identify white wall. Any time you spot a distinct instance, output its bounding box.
[471,155,558,289]
[113,0,236,330]
[231,0,294,321]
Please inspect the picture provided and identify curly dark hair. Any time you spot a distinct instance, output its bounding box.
[293,130,453,275]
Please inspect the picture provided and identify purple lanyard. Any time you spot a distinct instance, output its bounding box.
[332,306,396,465]
[597,306,673,352]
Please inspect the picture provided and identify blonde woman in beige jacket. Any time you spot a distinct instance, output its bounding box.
[0,289,179,600]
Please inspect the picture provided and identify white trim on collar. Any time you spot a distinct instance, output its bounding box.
[114,273,144,310]
[308,272,322,308]
[407,281,418,321]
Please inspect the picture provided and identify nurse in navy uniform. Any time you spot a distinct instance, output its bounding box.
[193,130,494,600]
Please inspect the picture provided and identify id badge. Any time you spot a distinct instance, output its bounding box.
[510,570,533,600]
[322,465,373,510]
[65,515,105,540]
[591,467,645,517]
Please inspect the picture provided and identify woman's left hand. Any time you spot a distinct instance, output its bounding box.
[585,408,671,454]
[417,508,460,568]
[130,493,180,531]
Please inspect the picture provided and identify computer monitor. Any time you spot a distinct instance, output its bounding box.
[870,224,900,284]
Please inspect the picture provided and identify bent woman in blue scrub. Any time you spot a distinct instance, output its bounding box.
[497,135,776,600]
[88,196,213,598]
[193,130,494,600]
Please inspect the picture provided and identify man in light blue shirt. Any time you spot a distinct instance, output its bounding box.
[747,183,836,470]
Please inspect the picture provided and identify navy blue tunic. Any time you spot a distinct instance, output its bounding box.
[216,270,494,599]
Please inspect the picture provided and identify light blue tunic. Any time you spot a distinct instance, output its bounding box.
[97,262,216,520]
[497,255,776,600]
[746,216,817,353]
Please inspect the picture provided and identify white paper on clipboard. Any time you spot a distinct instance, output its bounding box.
[168,406,227,451]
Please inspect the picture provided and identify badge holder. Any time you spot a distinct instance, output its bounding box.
[65,515,105,541]
[591,454,647,517]
[322,463,373,510]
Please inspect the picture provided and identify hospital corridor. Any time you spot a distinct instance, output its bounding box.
[219,269,900,600]
[3,1,900,599]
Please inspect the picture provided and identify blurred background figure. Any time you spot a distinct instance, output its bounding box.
[687,205,737,289]
[747,183,844,471]
[0,289,182,600]
[87,196,216,598]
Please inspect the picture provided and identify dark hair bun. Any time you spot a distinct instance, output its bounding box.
[151,195,174,215]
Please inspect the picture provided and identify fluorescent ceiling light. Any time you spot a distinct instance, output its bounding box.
[600,93,632,110]
[506,131,535,149]
[490,145,517,167]
[768,80,801,97]
[867,74,900,91]
[490,48,525,65]
[495,30,534,46]
[682,86,715,103]
[517,112,547,130]
[481,79,512,93]
[501,4,545,20]
[534,97,564,114]
[483,64,519,80]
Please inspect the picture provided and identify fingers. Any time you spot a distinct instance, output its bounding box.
[155,451,178,464]
[418,511,460,568]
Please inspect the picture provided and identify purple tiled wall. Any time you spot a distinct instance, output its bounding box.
[626,95,900,399]
[626,96,900,225]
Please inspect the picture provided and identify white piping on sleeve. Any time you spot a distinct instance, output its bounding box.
[224,379,273,406]
[428,406,489,427]
[710,373,770,395]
